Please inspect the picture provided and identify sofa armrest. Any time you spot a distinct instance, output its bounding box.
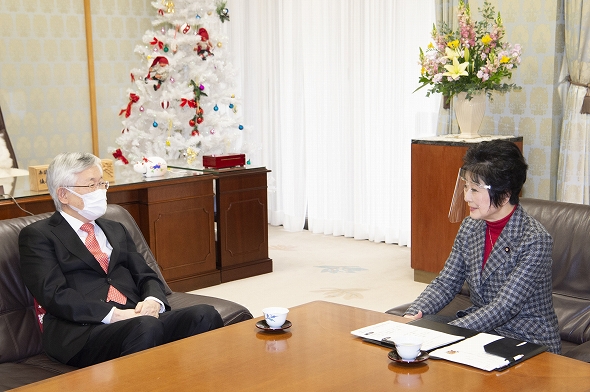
[167,292,252,326]
[385,303,410,317]
[562,340,590,363]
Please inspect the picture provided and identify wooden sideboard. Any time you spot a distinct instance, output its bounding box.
[411,136,523,283]
[0,165,272,291]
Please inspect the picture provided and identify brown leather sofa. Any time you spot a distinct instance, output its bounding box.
[0,204,253,390]
[386,198,590,362]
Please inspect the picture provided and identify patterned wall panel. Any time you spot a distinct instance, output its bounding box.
[0,0,151,169]
[472,0,564,200]
[0,0,91,168]
[90,0,152,162]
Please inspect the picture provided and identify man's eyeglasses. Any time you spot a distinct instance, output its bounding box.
[64,181,110,191]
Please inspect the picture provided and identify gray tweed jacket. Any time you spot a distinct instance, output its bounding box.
[406,204,561,354]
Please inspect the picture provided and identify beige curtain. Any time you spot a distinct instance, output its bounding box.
[556,0,590,204]
[435,0,461,135]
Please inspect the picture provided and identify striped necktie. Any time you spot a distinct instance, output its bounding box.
[80,223,127,305]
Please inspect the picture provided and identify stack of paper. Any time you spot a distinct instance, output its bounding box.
[429,333,510,371]
[351,320,465,351]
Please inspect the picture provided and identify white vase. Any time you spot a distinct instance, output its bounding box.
[453,92,486,138]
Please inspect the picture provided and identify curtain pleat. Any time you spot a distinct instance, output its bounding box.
[556,0,590,204]
[228,0,439,245]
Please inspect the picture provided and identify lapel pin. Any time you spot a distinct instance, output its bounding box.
[504,247,510,253]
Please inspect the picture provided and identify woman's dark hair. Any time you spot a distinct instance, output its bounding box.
[462,139,527,208]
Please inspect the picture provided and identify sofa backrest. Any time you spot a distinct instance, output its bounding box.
[0,204,171,364]
[520,198,590,344]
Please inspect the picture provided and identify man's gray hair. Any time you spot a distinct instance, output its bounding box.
[47,152,102,211]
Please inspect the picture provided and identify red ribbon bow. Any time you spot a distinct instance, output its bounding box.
[112,149,129,165]
[180,98,197,108]
[119,93,140,118]
[150,37,164,49]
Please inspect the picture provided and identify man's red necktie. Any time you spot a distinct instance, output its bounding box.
[80,223,127,305]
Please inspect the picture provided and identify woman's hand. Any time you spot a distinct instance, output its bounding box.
[403,310,423,320]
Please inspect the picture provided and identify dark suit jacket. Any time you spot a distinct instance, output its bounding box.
[406,205,561,354]
[19,212,170,364]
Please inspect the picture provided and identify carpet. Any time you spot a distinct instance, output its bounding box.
[189,225,428,317]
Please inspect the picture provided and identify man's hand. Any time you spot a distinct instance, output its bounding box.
[135,299,161,318]
[403,310,423,320]
[111,308,141,323]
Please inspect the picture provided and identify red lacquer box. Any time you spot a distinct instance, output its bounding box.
[202,153,246,169]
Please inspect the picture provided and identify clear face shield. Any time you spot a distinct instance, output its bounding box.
[448,168,491,223]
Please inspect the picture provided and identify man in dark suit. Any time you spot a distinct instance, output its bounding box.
[19,152,223,367]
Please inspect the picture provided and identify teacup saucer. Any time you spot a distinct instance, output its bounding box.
[388,349,429,364]
[256,319,292,331]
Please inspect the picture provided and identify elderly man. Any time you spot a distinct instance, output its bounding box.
[20,152,223,367]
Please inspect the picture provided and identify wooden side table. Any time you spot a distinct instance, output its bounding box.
[411,136,523,283]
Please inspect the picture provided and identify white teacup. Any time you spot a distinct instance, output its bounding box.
[262,307,289,329]
[394,336,423,361]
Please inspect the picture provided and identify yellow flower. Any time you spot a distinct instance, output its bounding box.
[428,42,434,49]
[500,55,510,64]
[442,57,469,80]
[481,34,492,45]
[447,40,460,49]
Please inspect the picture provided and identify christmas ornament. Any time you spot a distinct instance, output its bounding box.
[217,42,222,48]
[153,121,158,127]
[210,129,215,134]
[195,28,214,60]
[170,77,175,83]
[140,106,145,112]
[146,56,169,91]
[229,103,234,109]
[112,149,129,164]
[197,117,203,124]
[166,139,171,146]
[133,156,167,177]
[214,105,219,111]
[161,101,170,109]
[164,1,174,13]
[189,119,196,127]
[186,147,197,164]
[199,84,205,91]
[216,2,230,23]
[231,94,235,98]
[239,125,244,130]
[164,46,169,52]
[118,93,140,118]
[181,23,191,34]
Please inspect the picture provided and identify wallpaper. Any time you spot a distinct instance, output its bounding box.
[0,0,151,168]
[468,0,565,200]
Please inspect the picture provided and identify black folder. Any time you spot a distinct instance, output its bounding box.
[409,318,548,371]
[483,336,547,371]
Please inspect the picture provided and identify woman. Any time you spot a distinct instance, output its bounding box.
[404,139,561,354]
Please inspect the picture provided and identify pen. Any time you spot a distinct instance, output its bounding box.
[511,354,524,362]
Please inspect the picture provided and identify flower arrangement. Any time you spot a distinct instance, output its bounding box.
[416,0,522,102]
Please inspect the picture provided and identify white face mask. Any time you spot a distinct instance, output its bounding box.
[67,188,107,221]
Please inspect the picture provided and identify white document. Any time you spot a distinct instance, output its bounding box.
[429,333,510,371]
[351,320,465,351]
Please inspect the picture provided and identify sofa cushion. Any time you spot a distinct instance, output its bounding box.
[0,354,76,391]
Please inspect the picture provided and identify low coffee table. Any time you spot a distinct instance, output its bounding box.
[12,301,590,391]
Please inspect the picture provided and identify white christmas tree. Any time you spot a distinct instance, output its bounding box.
[110,0,249,167]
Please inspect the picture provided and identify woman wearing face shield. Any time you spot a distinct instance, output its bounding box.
[403,139,561,354]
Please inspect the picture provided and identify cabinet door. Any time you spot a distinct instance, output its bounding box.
[216,169,272,282]
[140,180,219,291]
